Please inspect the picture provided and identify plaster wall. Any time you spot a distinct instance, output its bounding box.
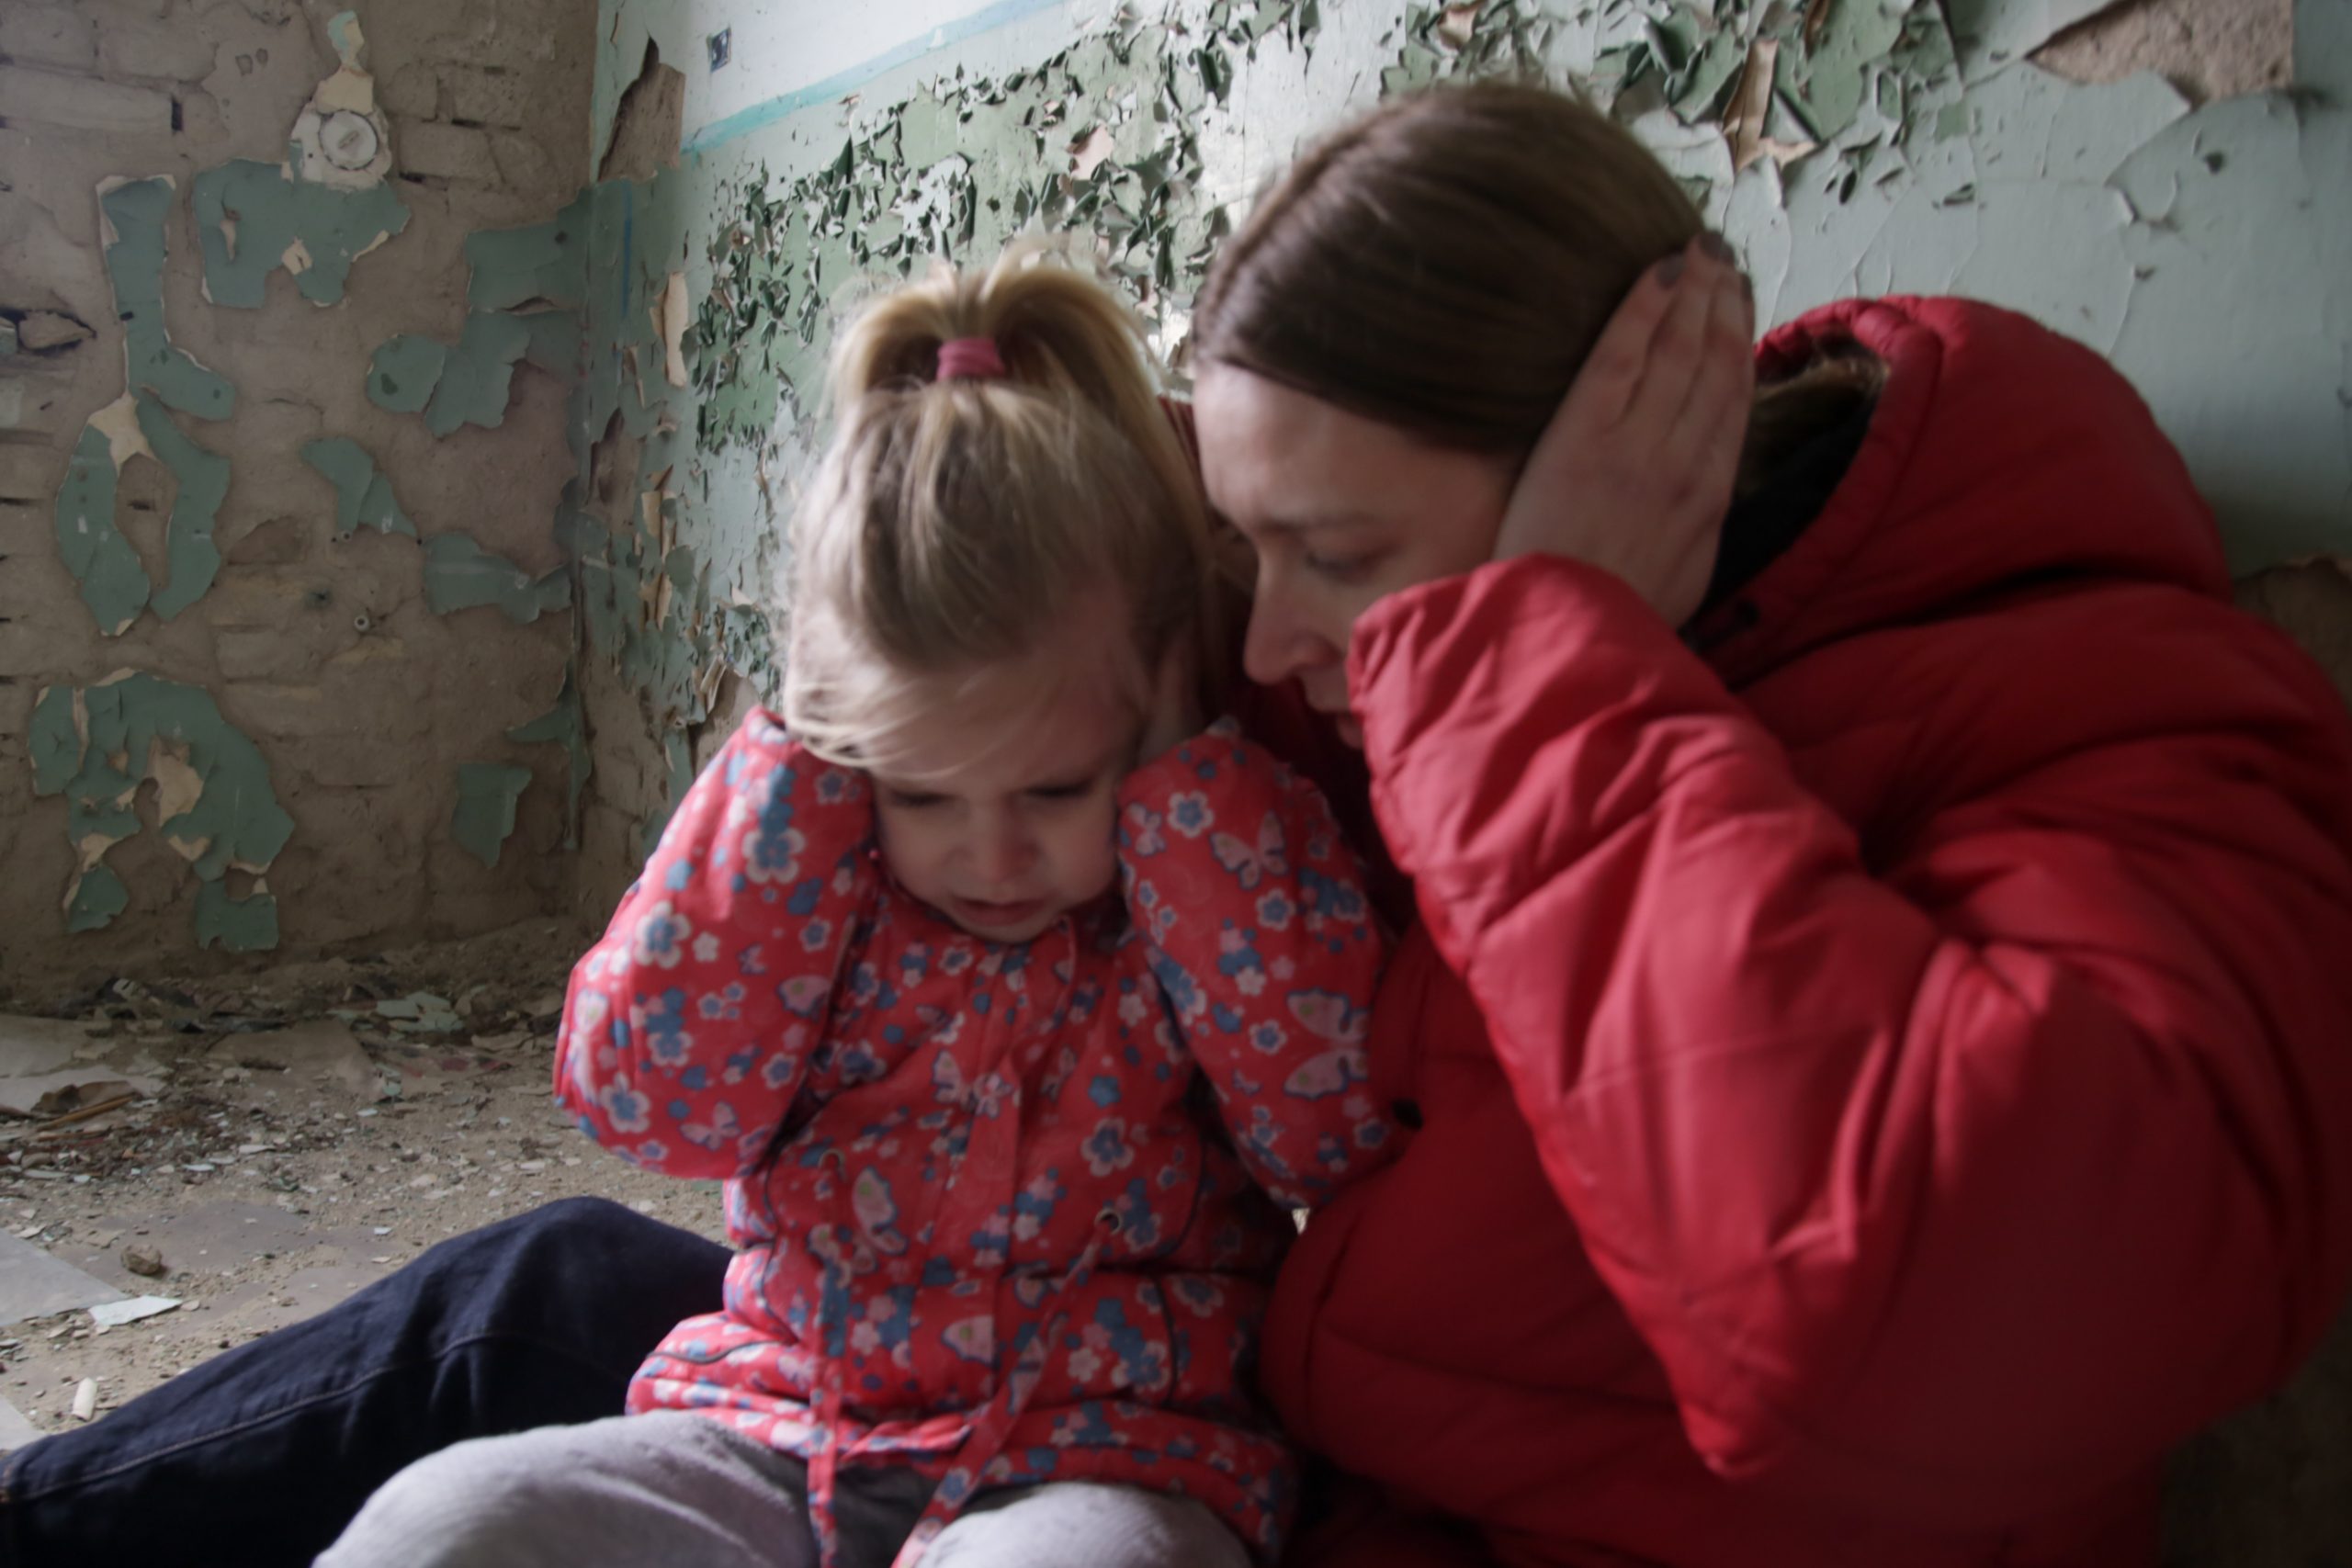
[550,0,2343,913]
[1,0,597,997]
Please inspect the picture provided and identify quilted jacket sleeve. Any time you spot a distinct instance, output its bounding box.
[555,710,876,1180]
[1118,720,1395,1211]
[1353,555,2352,1528]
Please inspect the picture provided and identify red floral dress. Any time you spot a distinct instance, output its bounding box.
[555,710,1392,1564]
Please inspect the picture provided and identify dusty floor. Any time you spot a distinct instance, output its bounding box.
[0,922,727,1438]
[4,926,2348,1568]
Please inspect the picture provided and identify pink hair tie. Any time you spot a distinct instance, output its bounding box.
[935,336,1007,381]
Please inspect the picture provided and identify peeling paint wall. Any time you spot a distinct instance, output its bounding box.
[563,0,2344,919]
[8,0,2345,998]
[2,0,596,994]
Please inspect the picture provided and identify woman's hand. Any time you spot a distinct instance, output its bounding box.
[1491,232,1757,629]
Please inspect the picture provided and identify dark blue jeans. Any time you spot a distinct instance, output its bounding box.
[0,1198,729,1568]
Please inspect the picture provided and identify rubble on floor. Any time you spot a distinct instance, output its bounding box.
[0,921,725,1448]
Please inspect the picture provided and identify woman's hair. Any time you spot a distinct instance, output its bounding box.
[784,246,1213,772]
[1193,80,1879,491]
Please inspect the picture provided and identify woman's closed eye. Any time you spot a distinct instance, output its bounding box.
[881,788,948,810]
[1304,549,1381,584]
[1025,780,1099,803]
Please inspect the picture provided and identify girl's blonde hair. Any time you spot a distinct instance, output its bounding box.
[783,247,1214,773]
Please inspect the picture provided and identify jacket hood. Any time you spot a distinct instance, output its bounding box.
[1693,297,2230,687]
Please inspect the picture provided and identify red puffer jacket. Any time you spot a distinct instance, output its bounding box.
[1258,298,2352,1567]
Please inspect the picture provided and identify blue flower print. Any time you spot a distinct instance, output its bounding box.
[599,1079,652,1134]
[1086,1298,1168,1391]
[629,901,693,968]
[1048,1402,1122,1450]
[739,809,806,888]
[1298,865,1367,925]
[1108,1177,1162,1248]
[1083,1117,1136,1177]
[1168,1275,1227,1317]
[760,1037,806,1089]
[1145,945,1206,1018]
[639,989,695,1066]
[1121,803,1168,857]
[695,982,746,1022]
[1166,791,1213,838]
[834,1040,888,1086]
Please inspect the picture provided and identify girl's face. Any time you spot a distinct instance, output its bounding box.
[866,650,1140,944]
[1194,365,1513,750]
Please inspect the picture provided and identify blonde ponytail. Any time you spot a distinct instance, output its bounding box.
[785,246,1215,772]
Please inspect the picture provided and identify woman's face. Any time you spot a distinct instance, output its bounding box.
[1195,365,1513,749]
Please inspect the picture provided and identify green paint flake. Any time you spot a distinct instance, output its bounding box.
[100,177,234,420]
[899,94,962,170]
[194,881,279,952]
[506,669,589,849]
[139,392,230,622]
[465,190,593,311]
[368,313,534,435]
[28,686,83,795]
[1674,24,1748,119]
[28,671,295,946]
[68,866,130,933]
[52,421,153,635]
[426,311,533,435]
[1787,0,1911,147]
[367,333,447,413]
[51,392,230,634]
[300,436,416,538]
[520,309,582,377]
[422,532,570,623]
[192,157,410,309]
[452,762,534,868]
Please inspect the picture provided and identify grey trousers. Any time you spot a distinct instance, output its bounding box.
[312,1411,1253,1568]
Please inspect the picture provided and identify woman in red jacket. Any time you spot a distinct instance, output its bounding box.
[8,82,2349,1568]
[1193,83,2352,1567]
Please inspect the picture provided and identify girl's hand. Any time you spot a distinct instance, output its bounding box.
[1491,233,1757,629]
[1136,639,1202,763]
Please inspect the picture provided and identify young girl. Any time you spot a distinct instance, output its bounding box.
[317,252,1392,1568]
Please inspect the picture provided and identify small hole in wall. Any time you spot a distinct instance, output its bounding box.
[171,98,184,132]
[306,587,332,610]
[353,613,372,633]
[707,28,731,71]
[2203,152,2227,174]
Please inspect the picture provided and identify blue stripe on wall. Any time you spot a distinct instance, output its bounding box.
[684,0,1069,154]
